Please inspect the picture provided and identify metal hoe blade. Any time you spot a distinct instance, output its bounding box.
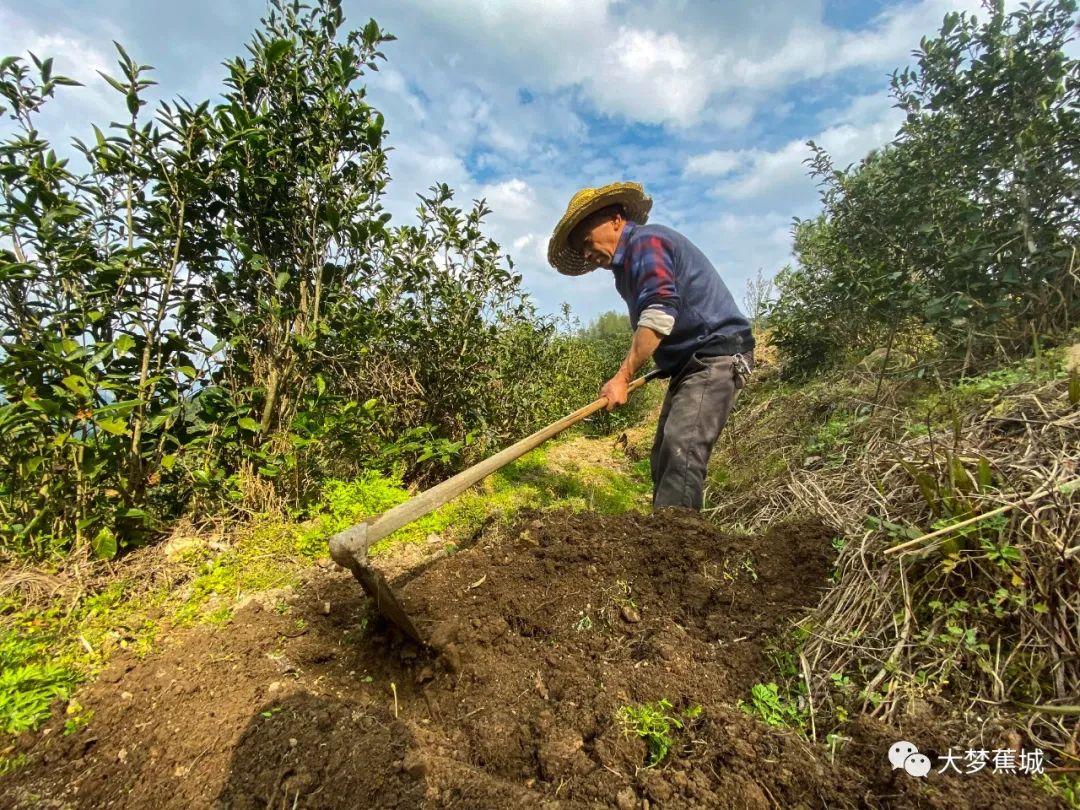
[329,522,424,643]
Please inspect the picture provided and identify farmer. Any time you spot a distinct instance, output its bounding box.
[547,181,755,511]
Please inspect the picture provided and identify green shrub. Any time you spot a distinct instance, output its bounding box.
[770,0,1079,375]
[0,1,630,558]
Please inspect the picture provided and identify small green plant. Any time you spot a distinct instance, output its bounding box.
[63,704,94,736]
[612,579,635,606]
[0,753,28,776]
[617,699,701,767]
[825,732,850,763]
[0,661,79,734]
[738,682,807,730]
[1037,773,1080,809]
[574,610,593,632]
[828,536,847,582]
[722,552,758,583]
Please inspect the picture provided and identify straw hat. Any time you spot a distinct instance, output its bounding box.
[547,182,653,276]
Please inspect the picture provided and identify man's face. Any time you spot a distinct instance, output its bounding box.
[569,210,624,269]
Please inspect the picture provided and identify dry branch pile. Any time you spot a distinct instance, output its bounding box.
[711,352,1079,761]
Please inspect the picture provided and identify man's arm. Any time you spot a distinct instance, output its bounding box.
[600,325,663,411]
[601,230,679,410]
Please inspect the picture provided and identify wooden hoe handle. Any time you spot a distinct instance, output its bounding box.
[354,368,662,549]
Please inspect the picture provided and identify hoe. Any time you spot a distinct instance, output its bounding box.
[329,370,661,643]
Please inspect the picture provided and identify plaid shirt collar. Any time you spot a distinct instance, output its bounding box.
[609,220,637,271]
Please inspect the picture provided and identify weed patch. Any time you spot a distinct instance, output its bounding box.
[617,699,701,767]
[0,661,78,735]
[738,682,807,732]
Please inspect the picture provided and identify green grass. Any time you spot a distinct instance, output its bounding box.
[0,580,159,739]
[708,344,1076,504]
[803,409,867,461]
[0,596,86,736]
[0,661,78,735]
[902,347,1071,436]
[0,752,28,776]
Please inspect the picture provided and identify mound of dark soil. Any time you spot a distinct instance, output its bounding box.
[2,509,1058,808]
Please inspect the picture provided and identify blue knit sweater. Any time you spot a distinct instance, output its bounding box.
[609,221,754,377]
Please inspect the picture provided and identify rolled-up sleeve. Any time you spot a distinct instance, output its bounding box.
[629,234,679,323]
[638,305,675,336]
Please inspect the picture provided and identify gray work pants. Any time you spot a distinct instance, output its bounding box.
[650,352,751,510]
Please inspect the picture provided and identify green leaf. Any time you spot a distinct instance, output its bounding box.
[238,417,261,432]
[96,70,127,94]
[92,527,117,560]
[61,375,92,397]
[21,390,47,413]
[274,271,290,290]
[113,334,136,356]
[176,365,198,379]
[96,418,128,436]
[266,39,294,65]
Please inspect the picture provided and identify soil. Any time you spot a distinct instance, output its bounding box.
[2,508,1060,808]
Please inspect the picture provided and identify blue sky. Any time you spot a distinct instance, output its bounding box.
[0,0,1044,324]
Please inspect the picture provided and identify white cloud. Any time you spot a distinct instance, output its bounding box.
[684,149,745,177]
[5,0,1017,322]
[711,142,811,201]
[481,178,539,223]
[0,6,128,148]
[585,27,713,125]
[365,0,998,129]
[685,90,905,206]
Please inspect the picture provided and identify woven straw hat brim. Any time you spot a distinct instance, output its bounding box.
[547,182,653,276]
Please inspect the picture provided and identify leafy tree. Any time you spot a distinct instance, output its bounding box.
[0,46,215,556]
[771,0,1079,374]
[585,310,632,341]
[742,268,775,329]
[0,0,610,557]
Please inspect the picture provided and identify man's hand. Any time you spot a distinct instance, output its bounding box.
[600,325,664,412]
[600,373,630,411]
